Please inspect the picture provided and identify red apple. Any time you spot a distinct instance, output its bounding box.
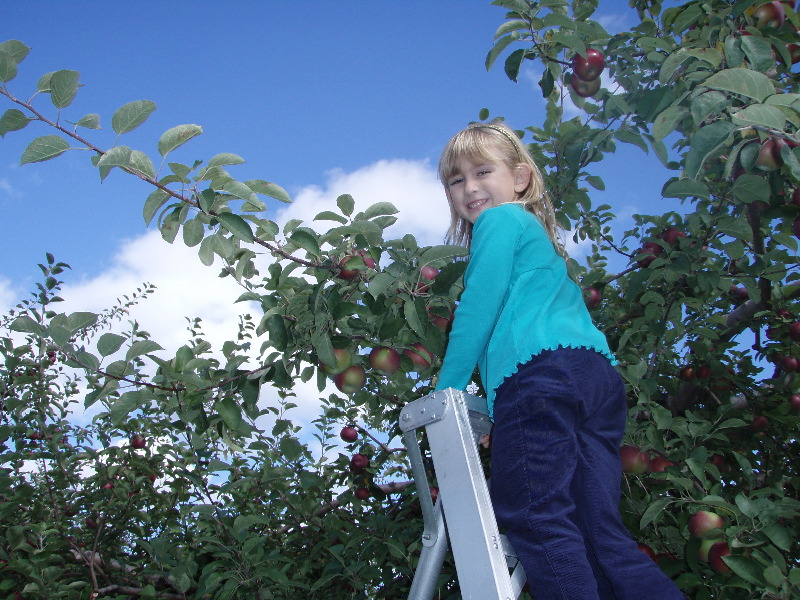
[584,287,602,309]
[780,355,798,372]
[729,286,749,303]
[750,415,769,431]
[695,365,711,379]
[660,227,687,246]
[788,321,800,341]
[404,343,433,371]
[790,394,800,411]
[334,365,366,394]
[689,510,724,538]
[679,366,695,381]
[708,541,731,573]
[637,542,657,560]
[102,482,113,490]
[755,136,785,171]
[636,241,663,268]
[350,453,369,473]
[786,43,800,65]
[570,73,601,98]
[369,346,400,376]
[698,537,722,562]
[620,445,650,475]
[320,348,352,375]
[572,48,605,81]
[340,426,359,443]
[86,517,98,530]
[354,487,371,500]
[420,265,439,280]
[130,434,146,450]
[753,1,786,28]
[711,453,727,471]
[649,456,675,473]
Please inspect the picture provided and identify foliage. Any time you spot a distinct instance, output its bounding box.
[2,0,800,598]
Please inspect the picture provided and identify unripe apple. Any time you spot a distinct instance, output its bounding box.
[350,453,369,473]
[755,136,785,171]
[688,510,724,538]
[750,415,769,431]
[572,48,605,82]
[334,365,366,394]
[340,426,359,443]
[637,542,656,560]
[354,487,370,500]
[753,0,786,28]
[708,541,731,573]
[404,343,433,371]
[320,348,352,375]
[698,537,722,562]
[649,456,675,473]
[130,434,146,450]
[636,241,663,268]
[570,73,601,98]
[584,287,602,309]
[420,265,439,280]
[369,346,400,376]
[619,445,650,474]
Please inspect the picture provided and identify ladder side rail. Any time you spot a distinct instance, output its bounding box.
[425,389,517,600]
[406,500,449,600]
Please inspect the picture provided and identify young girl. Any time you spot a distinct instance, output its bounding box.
[433,122,684,600]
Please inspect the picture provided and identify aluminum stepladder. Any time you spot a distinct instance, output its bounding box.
[399,388,526,600]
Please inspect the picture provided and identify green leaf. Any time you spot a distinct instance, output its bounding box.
[419,245,469,265]
[97,145,132,170]
[653,106,689,140]
[0,108,30,137]
[129,150,155,179]
[762,523,792,552]
[20,135,69,165]
[217,212,254,243]
[279,437,303,462]
[97,333,127,357]
[701,68,774,103]
[245,179,291,203]
[363,202,399,219]
[404,298,427,337]
[314,210,348,224]
[208,153,245,168]
[75,113,101,129]
[217,398,242,431]
[486,33,520,71]
[504,48,526,82]
[740,36,775,73]
[640,497,672,528]
[183,218,205,247]
[49,70,80,109]
[732,174,770,204]
[157,124,202,157]
[0,40,30,64]
[585,175,605,190]
[684,121,736,179]
[337,194,355,216]
[143,189,171,226]
[125,340,163,362]
[0,49,18,83]
[9,316,45,335]
[312,330,337,370]
[724,555,764,585]
[111,100,156,135]
[289,229,321,258]
[220,180,257,203]
[731,105,786,130]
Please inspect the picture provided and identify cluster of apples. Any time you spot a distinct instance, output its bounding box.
[619,444,676,475]
[322,342,434,395]
[570,48,605,98]
[636,226,687,269]
[689,510,731,573]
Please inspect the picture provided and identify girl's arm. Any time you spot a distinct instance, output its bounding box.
[435,207,522,391]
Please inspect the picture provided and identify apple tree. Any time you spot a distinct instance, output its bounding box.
[2,0,800,598]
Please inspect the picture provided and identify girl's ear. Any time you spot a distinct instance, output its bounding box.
[513,164,532,193]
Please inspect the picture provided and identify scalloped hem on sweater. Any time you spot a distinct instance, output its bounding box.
[486,344,618,420]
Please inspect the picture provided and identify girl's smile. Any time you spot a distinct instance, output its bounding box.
[446,157,530,224]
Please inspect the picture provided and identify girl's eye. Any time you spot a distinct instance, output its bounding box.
[449,177,464,186]
[478,169,491,176]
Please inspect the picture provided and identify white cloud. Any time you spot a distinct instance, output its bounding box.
[276,159,450,247]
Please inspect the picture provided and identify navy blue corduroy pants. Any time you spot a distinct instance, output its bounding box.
[489,348,684,600]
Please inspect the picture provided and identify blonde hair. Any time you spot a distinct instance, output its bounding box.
[438,122,563,255]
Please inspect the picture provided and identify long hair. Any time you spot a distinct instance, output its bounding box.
[438,121,564,255]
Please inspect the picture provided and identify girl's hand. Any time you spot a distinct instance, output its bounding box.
[480,434,491,449]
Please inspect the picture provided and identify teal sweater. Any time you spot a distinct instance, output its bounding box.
[434,203,615,418]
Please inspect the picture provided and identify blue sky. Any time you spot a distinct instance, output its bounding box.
[1,1,673,427]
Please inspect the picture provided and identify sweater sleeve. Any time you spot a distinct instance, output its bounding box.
[435,207,522,392]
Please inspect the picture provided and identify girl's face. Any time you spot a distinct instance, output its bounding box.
[445,156,530,224]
